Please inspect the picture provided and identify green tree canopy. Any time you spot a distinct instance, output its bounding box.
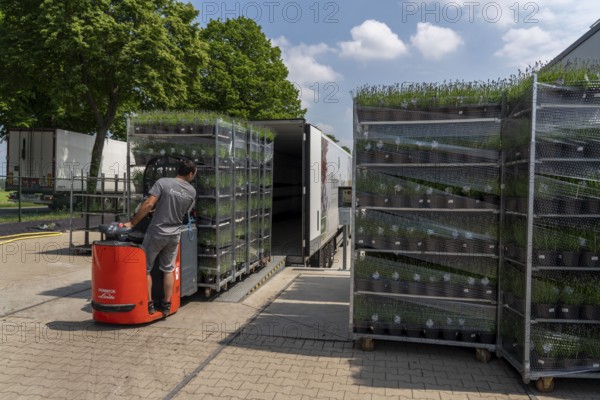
[0,0,207,185]
[196,17,305,120]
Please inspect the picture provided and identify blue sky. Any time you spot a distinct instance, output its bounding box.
[1,1,599,176]
[191,0,600,149]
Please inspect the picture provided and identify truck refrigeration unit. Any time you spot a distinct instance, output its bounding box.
[5,128,129,210]
[253,119,352,268]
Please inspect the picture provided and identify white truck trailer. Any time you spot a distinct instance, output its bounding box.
[5,128,129,209]
[252,119,352,267]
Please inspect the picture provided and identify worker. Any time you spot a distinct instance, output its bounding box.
[124,160,197,315]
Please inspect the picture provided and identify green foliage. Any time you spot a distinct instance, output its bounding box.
[531,279,560,304]
[0,0,208,191]
[353,60,600,109]
[580,280,600,305]
[559,281,588,306]
[195,17,305,120]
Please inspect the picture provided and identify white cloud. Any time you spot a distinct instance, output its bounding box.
[272,36,342,109]
[410,22,464,60]
[338,20,408,60]
[494,26,566,67]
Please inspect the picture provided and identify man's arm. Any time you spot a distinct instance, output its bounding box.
[124,195,158,228]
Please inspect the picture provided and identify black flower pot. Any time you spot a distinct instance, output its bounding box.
[404,325,423,338]
[369,278,389,293]
[356,192,377,206]
[461,329,479,343]
[533,303,558,319]
[427,195,448,208]
[444,239,461,253]
[580,305,600,320]
[391,152,410,163]
[582,198,600,214]
[406,281,425,295]
[533,250,559,266]
[532,353,559,370]
[388,280,407,294]
[443,283,459,297]
[388,324,404,336]
[371,195,389,207]
[353,321,371,334]
[460,284,479,299]
[440,329,459,341]
[371,322,387,335]
[478,332,496,344]
[558,304,581,319]
[389,195,407,208]
[481,286,497,301]
[423,328,440,340]
[354,278,371,292]
[404,195,424,208]
[557,251,581,267]
[581,252,600,267]
[403,238,421,251]
[354,235,373,248]
[424,283,443,297]
[560,198,583,215]
[534,198,561,214]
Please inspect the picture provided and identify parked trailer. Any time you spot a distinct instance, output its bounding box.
[5,128,129,209]
[251,119,352,267]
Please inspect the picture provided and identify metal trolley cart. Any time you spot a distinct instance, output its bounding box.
[498,75,600,392]
[351,89,503,362]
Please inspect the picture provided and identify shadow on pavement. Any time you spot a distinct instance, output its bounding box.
[39,280,91,299]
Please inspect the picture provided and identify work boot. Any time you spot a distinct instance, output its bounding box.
[148,301,156,315]
[160,300,171,315]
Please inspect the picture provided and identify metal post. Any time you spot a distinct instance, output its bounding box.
[101,173,105,226]
[69,169,74,251]
[342,225,347,270]
[84,169,89,247]
[17,171,22,223]
[125,114,131,216]
[523,73,539,380]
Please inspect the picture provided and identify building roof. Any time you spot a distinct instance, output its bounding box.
[547,19,600,67]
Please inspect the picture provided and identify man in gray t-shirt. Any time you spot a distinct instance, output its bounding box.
[125,160,197,315]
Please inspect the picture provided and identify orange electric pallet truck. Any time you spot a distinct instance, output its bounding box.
[91,156,198,325]
[91,222,197,324]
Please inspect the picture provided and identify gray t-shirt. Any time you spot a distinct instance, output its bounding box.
[147,177,196,236]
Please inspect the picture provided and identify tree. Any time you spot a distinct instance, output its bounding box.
[0,0,207,190]
[325,134,339,143]
[196,17,305,120]
[342,146,352,154]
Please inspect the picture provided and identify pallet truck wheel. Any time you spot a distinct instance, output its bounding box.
[475,348,492,363]
[358,337,375,352]
[204,288,212,298]
[535,377,554,393]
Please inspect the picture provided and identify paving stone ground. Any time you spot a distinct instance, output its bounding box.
[0,235,599,399]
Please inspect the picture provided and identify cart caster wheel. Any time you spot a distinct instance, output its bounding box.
[204,288,212,298]
[535,377,554,393]
[358,337,375,352]
[475,348,492,363]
